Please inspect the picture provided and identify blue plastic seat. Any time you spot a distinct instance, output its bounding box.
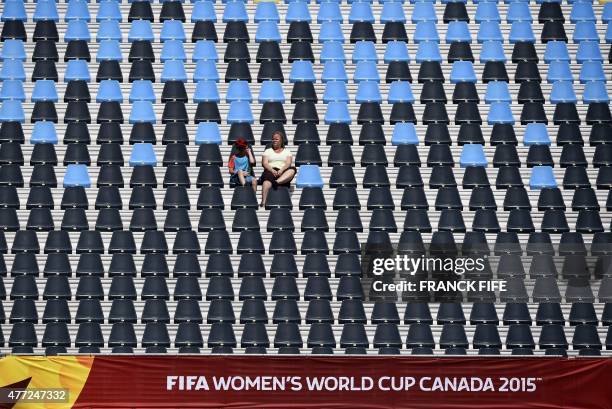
[0,60,25,81]
[256,21,281,42]
[446,21,472,43]
[96,1,122,22]
[290,61,315,82]
[323,81,349,103]
[530,166,556,190]
[450,61,476,83]
[583,81,609,103]
[322,61,348,82]
[195,122,222,145]
[354,61,379,82]
[65,20,91,41]
[388,81,415,103]
[161,20,186,42]
[550,81,577,103]
[416,41,442,62]
[475,2,500,22]
[162,61,188,82]
[352,41,377,63]
[31,80,58,102]
[356,81,381,103]
[258,80,284,103]
[130,80,156,102]
[193,40,218,62]
[31,121,58,145]
[487,102,514,124]
[296,165,324,188]
[0,80,24,101]
[97,40,122,61]
[321,41,346,62]
[129,101,157,124]
[286,2,311,22]
[349,2,374,23]
[255,2,280,22]
[319,22,344,43]
[318,2,342,22]
[573,22,598,43]
[485,81,511,103]
[381,2,406,23]
[480,41,506,62]
[576,41,602,63]
[414,22,439,43]
[65,60,90,82]
[65,1,90,22]
[324,102,351,124]
[193,80,220,102]
[226,80,252,102]
[161,40,186,62]
[523,123,550,145]
[607,22,612,43]
[129,20,154,42]
[1,40,26,61]
[97,20,122,42]
[507,2,531,22]
[2,1,27,21]
[478,22,503,43]
[97,80,123,103]
[34,1,59,22]
[547,61,573,83]
[579,61,605,83]
[227,101,254,124]
[391,122,418,145]
[571,2,595,22]
[130,143,157,167]
[460,144,487,167]
[223,1,248,22]
[412,2,437,22]
[192,1,217,22]
[384,41,410,63]
[544,41,570,62]
[604,3,612,23]
[63,164,91,188]
[0,100,24,122]
[194,60,220,82]
[509,21,535,43]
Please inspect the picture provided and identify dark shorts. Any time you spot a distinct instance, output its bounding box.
[260,167,296,186]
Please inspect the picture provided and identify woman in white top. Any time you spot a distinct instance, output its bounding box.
[260,131,296,207]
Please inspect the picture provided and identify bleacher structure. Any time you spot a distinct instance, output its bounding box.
[0,0,611,356]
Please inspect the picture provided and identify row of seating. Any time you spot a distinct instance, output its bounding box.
[4,320,612,355]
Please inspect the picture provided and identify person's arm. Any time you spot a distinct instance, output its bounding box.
[228,155,235,175]
[278,151,293,174]
[247,147,256,165]
[262,154,273,172]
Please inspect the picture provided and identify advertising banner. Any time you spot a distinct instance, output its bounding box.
[1,355,611,408]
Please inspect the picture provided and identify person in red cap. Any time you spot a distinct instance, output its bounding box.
[228,138,257,192]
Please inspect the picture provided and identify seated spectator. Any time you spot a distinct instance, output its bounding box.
[228,138,257,192]
[260,131,296,207]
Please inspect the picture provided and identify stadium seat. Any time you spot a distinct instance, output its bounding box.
[130,80,156,103]
[321,41,346,62]
[63,164,90,188]
[255,2,280,23]
[0,80,25,102]
[446,21,472,43]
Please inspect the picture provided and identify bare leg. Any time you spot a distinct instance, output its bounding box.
[276,168,296,184]
[261,180,272,207]
[251,178,257,193]
[237,171,246,186]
